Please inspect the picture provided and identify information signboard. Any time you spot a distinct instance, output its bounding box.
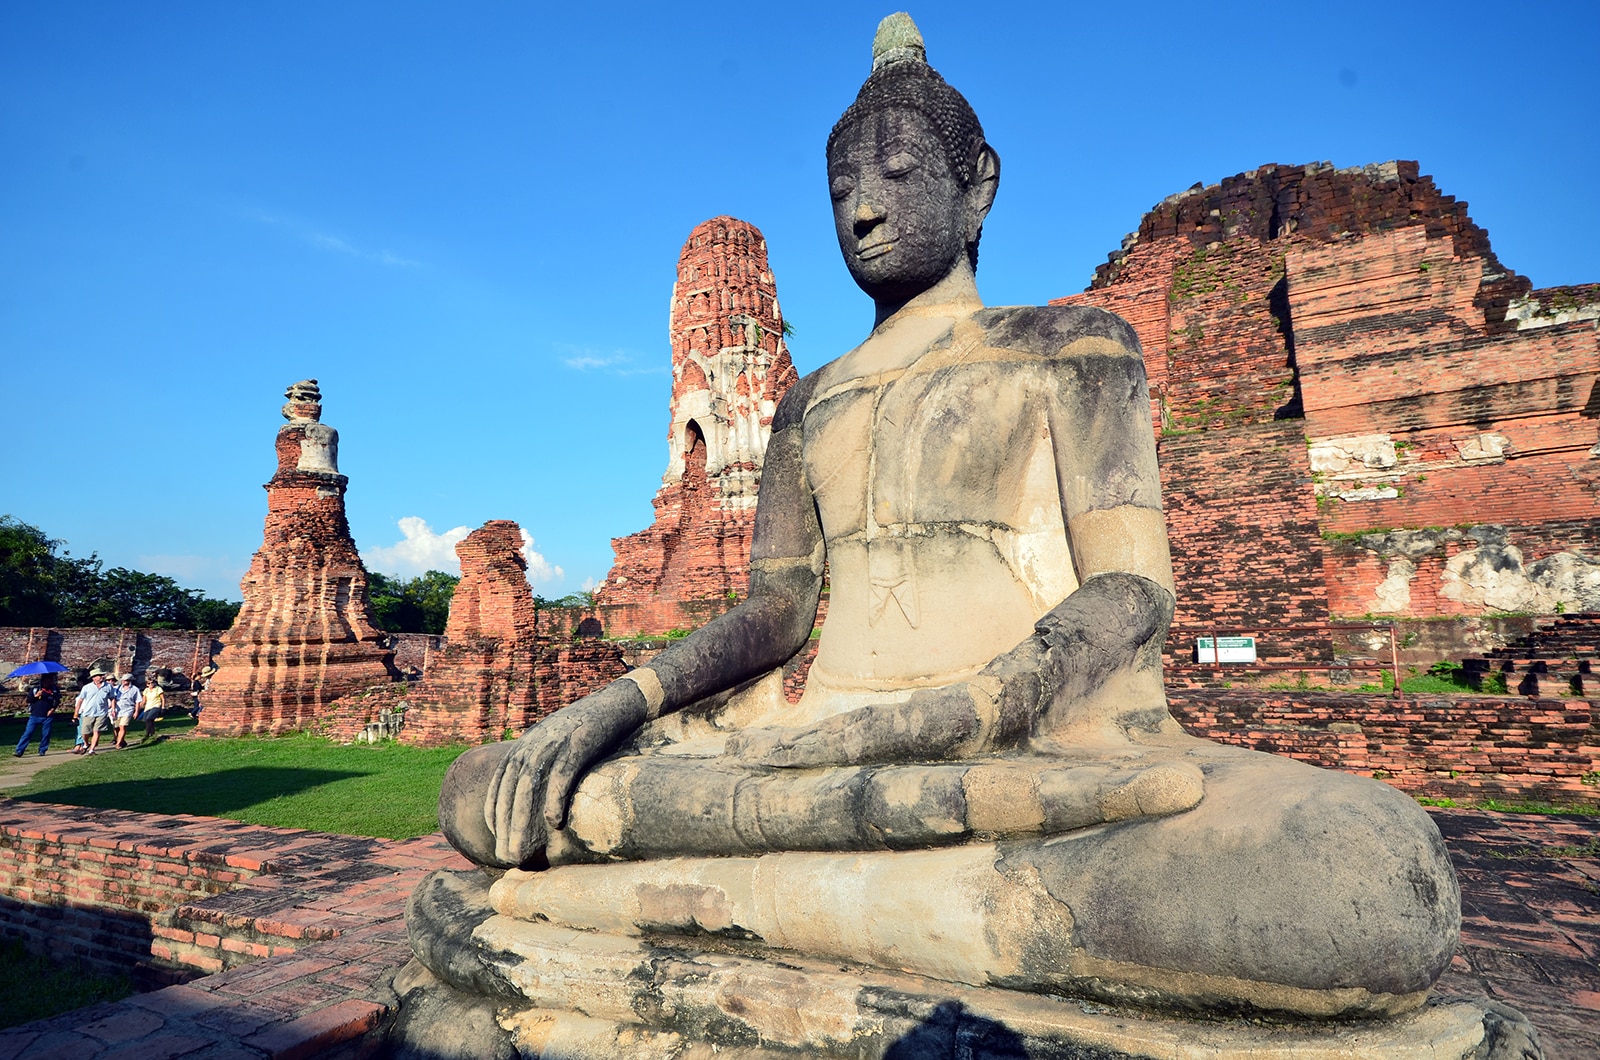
[1195,636,1258,664]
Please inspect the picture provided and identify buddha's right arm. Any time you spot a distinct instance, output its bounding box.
[440,382,824,869]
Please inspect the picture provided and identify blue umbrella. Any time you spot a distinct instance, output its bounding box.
[6,661,72,678]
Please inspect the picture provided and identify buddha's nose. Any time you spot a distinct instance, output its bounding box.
[854,201,886,235]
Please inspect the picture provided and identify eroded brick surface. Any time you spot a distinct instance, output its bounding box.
[0,802,467,1059]
[324,521,626,746]
[1169,689,1600,807]
[202,384,394,736]
[1052,161,1600,663]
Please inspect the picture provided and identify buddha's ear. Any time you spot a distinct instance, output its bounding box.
[966,144,1000,238]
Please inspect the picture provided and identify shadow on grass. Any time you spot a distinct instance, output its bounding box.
[9,765,364,818]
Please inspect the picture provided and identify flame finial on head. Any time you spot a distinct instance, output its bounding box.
[871,12,926,71]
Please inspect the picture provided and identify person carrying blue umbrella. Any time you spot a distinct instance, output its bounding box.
[8,661,69,757]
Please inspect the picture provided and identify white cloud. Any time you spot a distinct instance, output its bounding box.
[518,529,564,584]
[362,518,564,585]
[581,576,598,591]
[363,517,471,577]
[246,208,421,269]
[559,347,666,376]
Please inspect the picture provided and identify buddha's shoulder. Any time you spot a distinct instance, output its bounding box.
[971,304,1142,362]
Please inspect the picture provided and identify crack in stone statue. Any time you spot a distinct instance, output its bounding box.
[395,13,1542,1058]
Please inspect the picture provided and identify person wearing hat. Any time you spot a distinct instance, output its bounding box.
[73,670,115,755]
[111,673,141,750]
[139,675,165,742]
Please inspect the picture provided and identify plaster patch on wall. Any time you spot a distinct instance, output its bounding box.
[1441,542,1600,613]
[1370,557,1415,613]
[1505,293,1600,331]
[1330,486,1400,502]
[1308,434,1398,474]
[1339,526,1600,616]
[1454,433,1510,462]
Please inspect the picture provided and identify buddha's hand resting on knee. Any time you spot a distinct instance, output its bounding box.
[484,681,649,867]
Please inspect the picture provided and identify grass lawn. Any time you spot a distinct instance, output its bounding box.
[0,938,133,1030]
[2,713,469,839]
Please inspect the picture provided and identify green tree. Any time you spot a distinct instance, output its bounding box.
[0,514,241,630]
[0,515,103,626]
[412,570,459,635]
[368,570,459,635]
[188,597,241,631]
[0,516,67,625]
[86,568,198,629]
[534,590,595,609]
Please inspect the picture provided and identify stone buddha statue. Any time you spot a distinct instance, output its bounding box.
[397,15,1538,1059]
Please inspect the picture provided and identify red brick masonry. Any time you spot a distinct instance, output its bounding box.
[1170,689,1600,807]
[1053,161,1600,665]
[0,802,469,1059]
[597,216,798,636]
[202,389,395,737]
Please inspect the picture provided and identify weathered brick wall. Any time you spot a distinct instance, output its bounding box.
[1088,160,1528,324]
[0,626,221,690]
[390,632,442,675]
[321,535,631,746]
[1170,689,1600,806]
[597,216,799,636]
[0,803,466,993]
[398,521,542,746]
[1158,420,1331,664]
[530,638,629,718]
[1292,227,1598,532]
[1323,522,1600,619]
[1061,239,1297,432]
[1052,160,1599,650]
[0,810,262,979]
[595,596,738,640]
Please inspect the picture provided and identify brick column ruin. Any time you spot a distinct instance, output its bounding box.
[202,380,395,735]
[596,216,799,635]
[401,521,541,745]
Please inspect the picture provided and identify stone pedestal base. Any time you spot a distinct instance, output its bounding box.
[393,870,1543,1060]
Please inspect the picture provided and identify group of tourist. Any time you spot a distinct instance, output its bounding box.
[12,669,192,758]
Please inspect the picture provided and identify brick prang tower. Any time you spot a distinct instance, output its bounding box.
[597,217,799,636]
[202,380,395,734]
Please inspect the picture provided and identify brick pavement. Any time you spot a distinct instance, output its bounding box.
[0,804,1596,1059]
[1430,808,1600,1059]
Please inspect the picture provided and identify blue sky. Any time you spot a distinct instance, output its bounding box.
[3,1,1595,600]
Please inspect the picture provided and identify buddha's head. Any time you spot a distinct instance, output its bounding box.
[827,13,999,305]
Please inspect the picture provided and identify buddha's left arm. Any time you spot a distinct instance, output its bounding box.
[1030,342,1176,743]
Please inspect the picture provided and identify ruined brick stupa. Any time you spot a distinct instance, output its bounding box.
[400,520,623,747]
[202,380,394,734]
[595,216,799,635]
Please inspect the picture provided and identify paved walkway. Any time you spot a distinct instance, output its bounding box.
[0,805,1595,1059]
[1,723,164,792]
[1431,809,1600,1058]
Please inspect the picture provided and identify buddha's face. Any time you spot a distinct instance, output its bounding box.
[829,106,972,303]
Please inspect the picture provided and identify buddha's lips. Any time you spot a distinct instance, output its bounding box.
[857,232,896,259]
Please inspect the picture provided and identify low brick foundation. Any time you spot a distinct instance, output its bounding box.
[0,801,466,1060]
[0,804,467,987]
[1169,689,1600,806]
